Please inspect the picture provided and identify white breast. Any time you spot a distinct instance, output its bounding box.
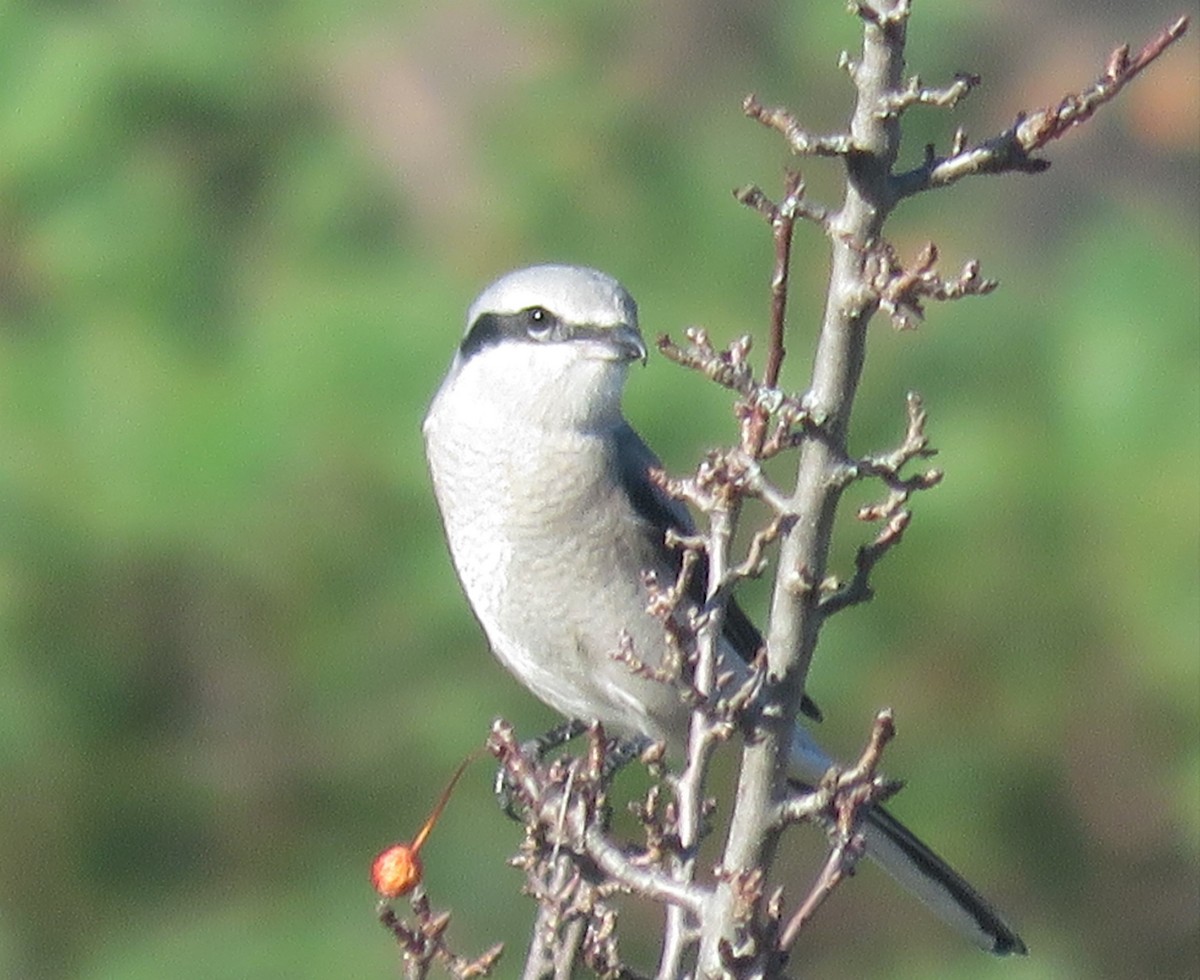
[421,341,682,741]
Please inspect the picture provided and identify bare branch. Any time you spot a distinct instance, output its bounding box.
[656,328,755,398]
[720,514,793,590]
[658,460,749,976]
[733,179,831,233]
[742,94,854,157]
[731,453,798,517]
[776,711,898,951]
[835,707,898,791]
[379,895,504,979]
[1015,16,1189,151]
[733,171,826,458]
[486,721,708,921]
[877,71,980,116]
[893,16,1190,198]
[582,823,707,914]
[656,329,821,464]
[857,390,940,480]
[811,392,941,622]
[819,509,912,616]
[869,240,998,331]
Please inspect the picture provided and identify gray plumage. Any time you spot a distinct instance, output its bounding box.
[423,263,1025,956]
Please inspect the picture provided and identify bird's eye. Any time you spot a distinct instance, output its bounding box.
[523,306,558,341]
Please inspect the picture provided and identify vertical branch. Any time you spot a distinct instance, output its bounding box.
[521,857,586,980]
[699,3,910,973]
[763,169,804,391]
[736,170,818,458]
[659,484,741,977]
[772,0,908,756]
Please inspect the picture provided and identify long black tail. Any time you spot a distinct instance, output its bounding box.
[860,804,1027,955]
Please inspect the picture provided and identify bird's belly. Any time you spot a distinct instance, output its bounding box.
[427,431,682,742]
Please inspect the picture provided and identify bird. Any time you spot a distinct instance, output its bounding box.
[422,263,1026,956]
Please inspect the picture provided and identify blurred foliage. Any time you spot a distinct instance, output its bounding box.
[0,1,1196,978]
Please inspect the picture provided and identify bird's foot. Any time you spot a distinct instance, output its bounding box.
[492,718,588,819]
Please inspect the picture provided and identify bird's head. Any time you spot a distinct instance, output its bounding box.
[443,264,647,431]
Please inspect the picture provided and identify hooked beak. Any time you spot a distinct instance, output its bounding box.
[572,322,648,364]
[608,324,648,365]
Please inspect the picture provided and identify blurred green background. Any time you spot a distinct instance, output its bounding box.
[0,1,1196,978]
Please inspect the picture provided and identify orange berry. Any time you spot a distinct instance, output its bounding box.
[370,751,479,900]
[371,843,423,898]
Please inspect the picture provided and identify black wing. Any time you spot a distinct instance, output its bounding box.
[612,423,821,722]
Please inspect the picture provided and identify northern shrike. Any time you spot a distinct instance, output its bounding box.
[422,264,1025,956]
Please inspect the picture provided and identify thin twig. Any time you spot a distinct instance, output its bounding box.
[380,894,504,979]
[734,171,811,457]
[743,94,855,156]
[776,711,897,950]
[869,240,998,331]
[819,509,912,616]
[777,835,864,951]
[766,171,804,390]
[893,16,1190,197]
[877,71,980,115]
